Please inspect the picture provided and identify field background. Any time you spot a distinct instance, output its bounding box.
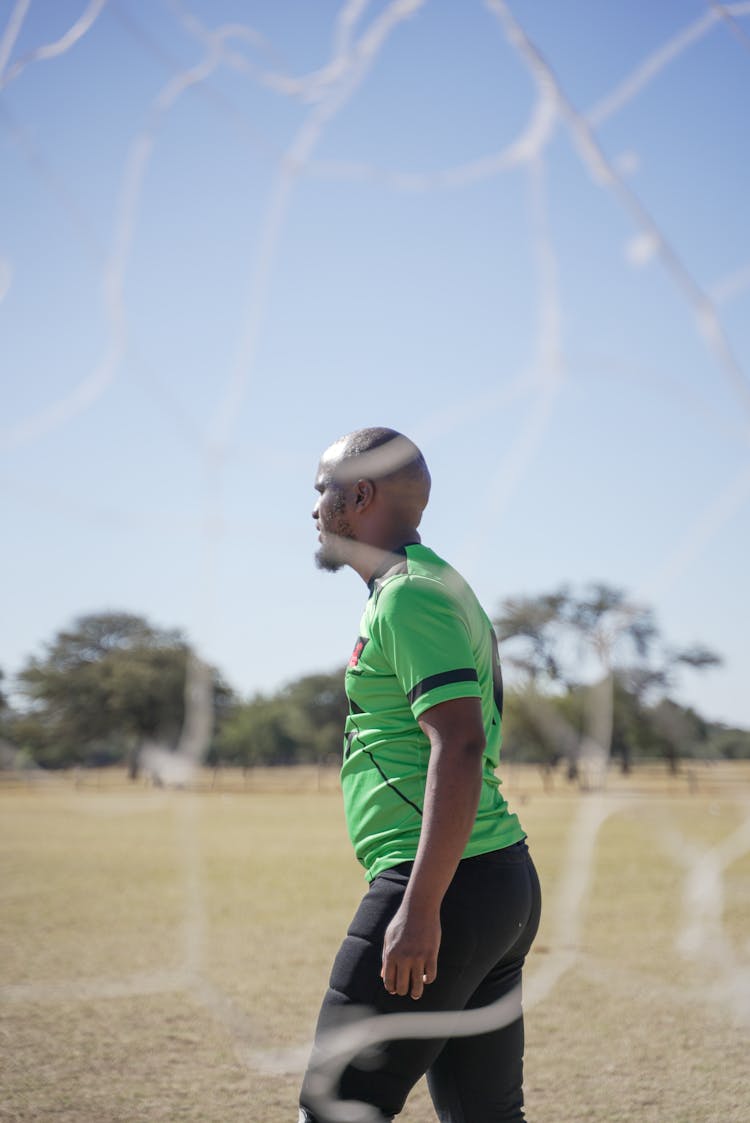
[1,763,749,1122]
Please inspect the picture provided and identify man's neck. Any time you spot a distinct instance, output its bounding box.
[349,533,421,585]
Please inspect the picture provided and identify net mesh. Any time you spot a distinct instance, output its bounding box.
[2,2,749,1120]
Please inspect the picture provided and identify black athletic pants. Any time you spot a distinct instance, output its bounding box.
[299,840,542,1122]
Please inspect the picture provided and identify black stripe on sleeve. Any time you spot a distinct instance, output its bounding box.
[406,668,479,705]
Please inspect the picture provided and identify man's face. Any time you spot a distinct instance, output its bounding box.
[312,458,356,572]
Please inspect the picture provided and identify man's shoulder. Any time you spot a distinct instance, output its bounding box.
[372,545,469,614]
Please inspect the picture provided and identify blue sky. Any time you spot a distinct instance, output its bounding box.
[2,0,749,728]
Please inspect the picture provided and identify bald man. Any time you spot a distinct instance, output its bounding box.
[299,428,541,1123]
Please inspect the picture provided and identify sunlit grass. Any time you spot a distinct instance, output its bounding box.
[1,764,748,1122]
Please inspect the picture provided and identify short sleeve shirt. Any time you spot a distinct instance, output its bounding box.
[342,543,524,880]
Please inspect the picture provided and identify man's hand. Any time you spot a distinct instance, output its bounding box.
[381,900,441,1000]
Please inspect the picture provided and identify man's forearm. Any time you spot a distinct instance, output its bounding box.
[380,696,486,998]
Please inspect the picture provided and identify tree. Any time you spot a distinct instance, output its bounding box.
[639,699,706,773]
[494,583,722,777]
[215,669,348,768]
[705,723,750,760]
[496,583,660,691]
[0,667,19,768]
[494,588,573,687]
[216,695,299,767]
[0,668,10,740]
[281,671,349,762]
[15,612,227,774]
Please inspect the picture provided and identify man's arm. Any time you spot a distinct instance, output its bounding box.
[380,695,485,1000]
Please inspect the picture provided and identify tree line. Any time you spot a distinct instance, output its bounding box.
[1,583,748,778]
[494,583,748,774]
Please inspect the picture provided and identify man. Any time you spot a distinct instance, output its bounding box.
[299,427,541,1123]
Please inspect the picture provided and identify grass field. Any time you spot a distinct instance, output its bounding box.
[1,762,749,1122]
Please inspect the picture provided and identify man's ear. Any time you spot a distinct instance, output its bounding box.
[354,478,374,509]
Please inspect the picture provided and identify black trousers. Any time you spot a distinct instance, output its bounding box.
[300,841,542,1122]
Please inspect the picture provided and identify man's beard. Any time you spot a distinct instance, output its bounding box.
[315,527,355,572]
[315,543,345,572]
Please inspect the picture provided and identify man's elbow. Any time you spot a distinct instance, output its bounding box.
[460,705,487,759]
[463,728,486,758]
[447,724,486,771]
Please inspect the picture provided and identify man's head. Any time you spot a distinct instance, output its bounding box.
[312,427,431,575]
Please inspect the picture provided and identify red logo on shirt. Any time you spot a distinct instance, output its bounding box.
[348,636,368,668]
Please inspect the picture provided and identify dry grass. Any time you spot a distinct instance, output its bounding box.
[1,763,749,1122]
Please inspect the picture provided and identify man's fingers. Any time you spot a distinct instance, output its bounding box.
[381,954,410,995]
[410,958,438,1000]
[410,968,425,1000]
[382,956,429,998]
[394,960,412,996]
[381,959,397,995]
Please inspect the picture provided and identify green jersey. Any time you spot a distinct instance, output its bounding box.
[342,543,525,880]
